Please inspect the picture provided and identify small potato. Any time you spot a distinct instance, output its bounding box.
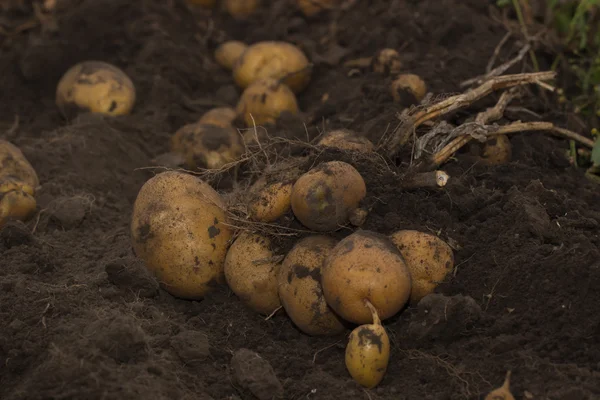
[484,371,515,400]
[236,78,299,127]
[215,41,248,71]
[389,230,454,304]
[0,139,39,189]
[297,0,342,16]
[171,122,245,170]
[277,235,346,336]
[481,134,512,165]
[317,129,374,153]
[391,74,427,106]
[291,161,366,232]
[224,0,260,19]
[224,232,281,314]
[372,49,403,75]
[56,61,135,118]
[248,180,294,223]
[233,41,311,93]
[198,107,238,127]
[321,230,412,324]
[130,171,233,300]
[345,301,390,388]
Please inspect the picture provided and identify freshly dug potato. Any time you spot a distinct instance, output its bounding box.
[391,74,427,106]
[321,230,412,324]
[224,0,260,19]
[372,49,402,75]
[297,0,342,16]
[345,300,390,388]
[317,129,374,153]
[480,135,512,165]
[233,41,311,93]
[56,61,135,118]
[215,41,248,71]
[198,107,238,127]
[291,161,366,231]
[224,232,281,314]
[389,230,454,304]
[277,235,346,336]
[171,122,245,170]
[0,140,39,189]
[130,171,232,300]
[247,180,294,223]
[236,78,299,127]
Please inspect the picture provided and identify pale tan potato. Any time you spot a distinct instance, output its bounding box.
[236,78,299,127]
[297,0,342,16]
[291,161,366,231]
[233,41,311,93]
[224,232,281,314]
[130,171,233,300]
[372,49,402,75]
[198,107,238,127]
[56,61,135,118]
[0,139,39,189]
[391,74,427,106]
[171,122,245,170]
[224,0,261,19]
[481,134,512,165]
[247,180,294,223]
[321,230,412,324]
[214,41,248,71]
[389,230,454,304]
[317,129,374,153]
[277,235,346,336]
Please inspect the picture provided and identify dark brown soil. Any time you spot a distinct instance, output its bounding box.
[1,1,599,399]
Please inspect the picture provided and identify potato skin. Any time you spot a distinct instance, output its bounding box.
[481,134,512,165]
[56,61,135,119]
[291,161,366,232]
[345,323,390,388]
[214,41,248,71]
[277,235,346,336]
[0,140,39,189]
[317,129,374,153]
[224,0,260,19]
[321,230,412,324]
[389,230,454,303]
[391,74,427,106]
[198,107,238,127]
[372,49,402,75]
[248,181,293,223]
[297,0,342,16]
[233,41,311,93]
[224,232,281,314]
[130,171,232,300]
[236,78,299,127]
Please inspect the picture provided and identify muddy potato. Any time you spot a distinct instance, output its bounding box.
[297,0,342,16]
[345,301,390,388]
[0,140,39,189]
[171,122,245,170]
[130,171,233,300]
[56,61,135,118]
[291,161,366,231]
[233,41,311,93]
[215,41,248,71]
[224,232,281,314]
[236,78,299,127]
[391,74,427,106]
[317,129,374,153]
[389,230,454,304]
[248,180,294,223]
[224,0,260,19]
[277,235,346,336]
[372,49,403,75]
[481,134,512,165]
[198,107,238,127]
[321,230,412,324]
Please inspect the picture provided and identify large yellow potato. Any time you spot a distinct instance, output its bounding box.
[224,232,281,314]
[291,161,366,231]
[233,41,311,93]
[389,230,454,304]
[277,235,346,336]
[236,78,299,127]
[321,230,412,324]
[130,171,232,300]
[56,61,135,118]
[247,180,294,223]
[214,41,248,71]
[317,129,374,153]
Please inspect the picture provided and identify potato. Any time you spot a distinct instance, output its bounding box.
[248,180,294,223]
[224,232,281,314]
[372,49,402,75]
[233,41,311,93]
[224,0,260,19]
[171,122,245,170]
[56,61,135,118]
[236,78,299,127]
[317,129,374,153]
[481,134,512,165]
[321,230,412,324]
[215,41,248,71]
[291,161,366,231]
[389,230,454,304]
[391,74,427,106]
[198,107,238,127]
[345,300,390,388]
[0,139,39,189]
[297,0,342,16]
[484,371,515,400]
[277,235,346,336]
[130,171,232,300]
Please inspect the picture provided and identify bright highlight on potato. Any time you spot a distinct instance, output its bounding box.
[236,78,299,127]
[56,61,136,118]
[215,41,248,71]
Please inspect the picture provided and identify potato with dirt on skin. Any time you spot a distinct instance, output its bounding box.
[171,122,245,170]
[372,49,403,75]
[321,230,412,324]
[277,235,346,336]
[481,134,512,165]
[233,41,311,93]
[198,107,238,127]
[247,179,294,223]
[130,171,233,300]
[224,232,281,314]
[317,129,374,153]
[224,0,261,19]
[236,78,299,127]
[291,161,366,232]
[56,61,135,119]
[389,229,454,304]
[297,0,342,16]
[391,74,427,106]
[214,41,248,71]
